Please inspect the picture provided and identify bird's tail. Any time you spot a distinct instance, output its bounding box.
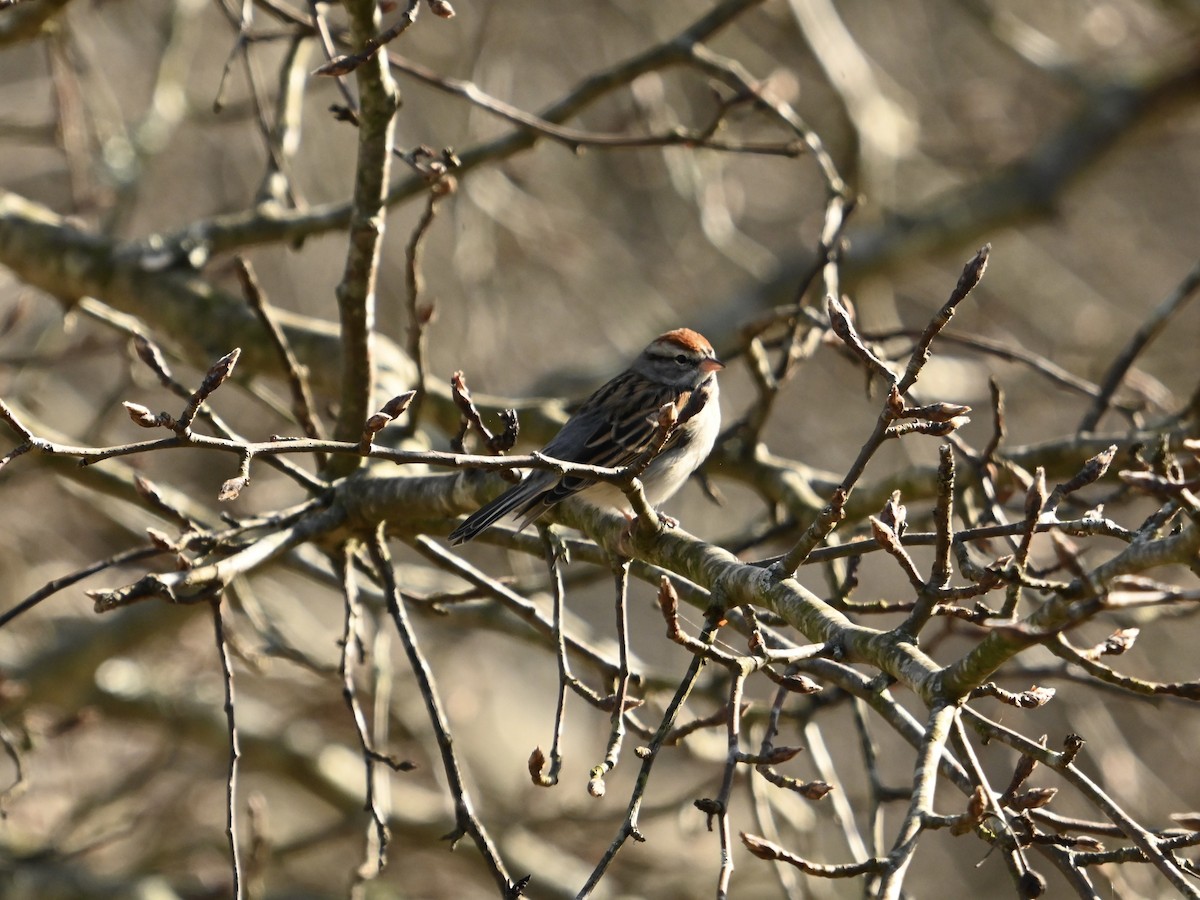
[448,479,538,544]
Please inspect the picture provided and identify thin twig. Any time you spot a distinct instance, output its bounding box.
[803,720,868,858]
[772,249,989,580]
[531,526,569,787]
[861,328,1105,403]
[385,51,812,157]
[899,245,990,393]
[336,547,392,882]
[1078,259,1200,432]
[235,256,325,452]
[949,712,1035,891]
[963,707,1200,898]
[212,596,245,900]
[589,557,633,799]
[874,702,957,899]
[313,0,420,77]
[579,607,723,896]
[400,182,451,438]
[75,299,324,491]
[407,536,633,686]
[715,666,750,898]
[0,545,164,628]
[0,720,26,815]
[367,527,516,894]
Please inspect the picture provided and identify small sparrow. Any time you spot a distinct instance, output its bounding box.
[449,328,723,544]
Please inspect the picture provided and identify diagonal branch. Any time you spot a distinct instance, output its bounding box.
[366,526,517,894]
[1078,258,1200,432]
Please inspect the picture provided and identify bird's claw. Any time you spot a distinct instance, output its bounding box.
[619,510,677,548]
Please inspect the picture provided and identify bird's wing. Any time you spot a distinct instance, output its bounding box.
[533,373,685,509]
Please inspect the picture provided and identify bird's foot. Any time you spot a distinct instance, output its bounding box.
[618,510,676,551]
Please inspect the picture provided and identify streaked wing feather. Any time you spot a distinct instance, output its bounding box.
[534,373,681,508]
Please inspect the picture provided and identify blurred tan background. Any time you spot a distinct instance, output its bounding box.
[1,0,1199,897]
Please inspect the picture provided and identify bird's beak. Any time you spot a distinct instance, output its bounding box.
[700,357,724,374]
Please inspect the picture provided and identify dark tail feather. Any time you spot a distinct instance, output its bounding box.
[449,482,534,544]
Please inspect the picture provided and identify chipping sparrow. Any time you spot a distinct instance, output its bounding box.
[449,328,723,544]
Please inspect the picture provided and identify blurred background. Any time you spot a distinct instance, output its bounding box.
[1,0,1199,897]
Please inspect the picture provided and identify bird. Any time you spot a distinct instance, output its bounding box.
[448,328,723,544]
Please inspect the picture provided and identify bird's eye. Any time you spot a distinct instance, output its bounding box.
[674,354,688,365]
